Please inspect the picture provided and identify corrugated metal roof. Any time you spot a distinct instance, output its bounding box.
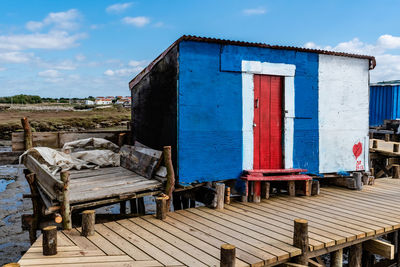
[129,35,376,90]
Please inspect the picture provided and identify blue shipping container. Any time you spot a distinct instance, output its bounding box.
[370,82,400,126]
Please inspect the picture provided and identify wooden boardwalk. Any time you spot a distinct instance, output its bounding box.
[18,178,400,267]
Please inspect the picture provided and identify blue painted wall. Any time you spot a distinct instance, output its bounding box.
[370,85,400,126]
[178,41,320,184]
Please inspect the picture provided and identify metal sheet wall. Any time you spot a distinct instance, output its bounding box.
[370,85,400,126]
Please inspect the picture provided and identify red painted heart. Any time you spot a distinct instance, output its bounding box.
[353,142,362,159]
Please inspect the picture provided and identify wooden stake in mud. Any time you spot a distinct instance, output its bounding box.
[215,183,225,210]
[60,171,72,230]
[163,146,175,211]
[42,226,57,256]
[21,117,33,150]
[81,210,95,237]
[293,219,309,265]
[349,243,362,267]
[156,196,168,220]
[220,244,236,267]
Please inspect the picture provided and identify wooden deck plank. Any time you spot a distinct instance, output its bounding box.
[75,228,125,256]
[224,204,347,246]
[132,217,221,266]
[163,216,260,266]
[62,229,103,252]
[19,255,133,265]
[174,210,276,266]
[21,261,163,267]
[271,196,392,233]
[192,207,304,255]
[142,215,250,267]
[94,223,152,261]
[118,219,206,267]
[106,221,183,266]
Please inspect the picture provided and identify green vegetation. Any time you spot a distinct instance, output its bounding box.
[0,94,42,104]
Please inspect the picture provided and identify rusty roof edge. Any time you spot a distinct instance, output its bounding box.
[129,35,376,90]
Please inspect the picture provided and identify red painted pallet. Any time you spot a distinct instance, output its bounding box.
[241,174,311,181]
[243,169,307,175]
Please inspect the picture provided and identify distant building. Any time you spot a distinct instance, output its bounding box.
[116,97,131,105]
[85,100,94,105]
[370,80,400,126]
[95,98,112,105]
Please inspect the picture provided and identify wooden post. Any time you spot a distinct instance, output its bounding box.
[163,146,175,211]
[261,182,270,199]
[81,210,95,237]
[120,201,127,214]
[25,172,41,244]
[220,244,235,267]
[215,183,225,210]
[21,117,33,150]
[394,144,399,153]
[370,168,375,177]
[349,243,362,267]
[156,196,168,220]
[361,250,375,267]
[293,219,309,265]
[2,263,20,267]
[311,180,320,195]
[60,171,72,230]
[353,172,363,190]
[224,187,231,204]
[137,197,145,215]
[393,165,400,179]
[288,181,295,197]
[373,140,378,149]
[117,133,125,147]
[130,199,137,214]
[42,226,57,256]
[330,248,343,267]
[385,134,391,142]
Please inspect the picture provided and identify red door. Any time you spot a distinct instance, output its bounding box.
[253,74,283,169]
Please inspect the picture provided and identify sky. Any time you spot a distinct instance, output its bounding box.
[0,0,400,98]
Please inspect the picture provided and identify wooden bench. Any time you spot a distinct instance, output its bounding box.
[241,169,312,202]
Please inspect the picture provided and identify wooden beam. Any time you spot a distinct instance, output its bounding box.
[363,239,394,260]
[308,258,324,267]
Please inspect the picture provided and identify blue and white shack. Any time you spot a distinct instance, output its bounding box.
[129,36,376,185]
[370,81,400,127]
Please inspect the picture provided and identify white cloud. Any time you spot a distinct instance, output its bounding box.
[0,51,35,63]
[26,9,81,32]
[75,53,86,61]
[122,16,150,27]
[304,34,400,82]
[243,7,266,15]
[0,31,86,51]
[104,60,147,77]
[0,67,6,71]
[38,69,61,78]
[106,3,132,14]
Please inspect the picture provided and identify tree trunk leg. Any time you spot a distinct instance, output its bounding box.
[25,172,42,244]
[330,248,343,267]
[137,197,145,215]
[349,243,362,267]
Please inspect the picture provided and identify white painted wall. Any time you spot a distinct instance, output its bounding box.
[318,55,370,173]
[241,60,296,170]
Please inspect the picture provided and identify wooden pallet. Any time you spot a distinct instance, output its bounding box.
[241,169,312,202]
